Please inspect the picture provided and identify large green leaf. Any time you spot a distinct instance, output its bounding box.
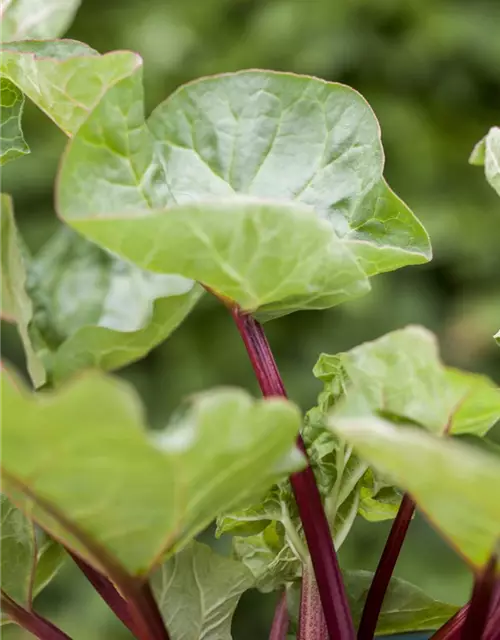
[0,78,28,165]
[470,126,500,197]
[286,571,458,635]
[1,367,304,577]
[151,541,253,640]
[0,0,82,41]
[26,227,202,384]
[1,495,66,622]
[52,61,430,316]
[329,416,500,568]
[316,325,500,436]
[0,194,45,385]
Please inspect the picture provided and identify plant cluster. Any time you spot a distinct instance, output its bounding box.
[1,2,499,639]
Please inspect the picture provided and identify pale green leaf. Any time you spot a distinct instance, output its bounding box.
[26,227,202,384]
[0,41,141,136]
[1,495,65,623]
[0,194,45,385]
[0,78,28,165]
[329,416,500,568]
[317,325,500,436]
[1,368,304,577]
[151,541,253,640]
[0,0,82,41]
[54,65,430,316]
[470,127,500,197]
[358,469,402,523]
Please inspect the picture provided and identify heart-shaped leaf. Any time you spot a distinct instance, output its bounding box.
[1,366,304,578]
[1,495,66,623]
[26,227,202,384]
[470,126,500,197]
[46,52,430,316]
[0,0,82,42]
[329,416,500,568]
[0,79,28,165]
[151,541,253,640]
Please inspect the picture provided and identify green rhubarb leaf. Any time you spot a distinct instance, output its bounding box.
[329,416,500,568]
[54,65,431,317]
[1,495,66,623]
[318,325,500,436]
[470,127,500,197]
[26,227,202,384]
[0,41,141,136]
[0,0,82,41]
[1,367,304,577]
[0,78,28,165]
[151,541,253,640]
[0,193,45,385]
[358,468,402,523]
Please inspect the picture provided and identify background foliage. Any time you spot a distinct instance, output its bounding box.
[2,0,499,637]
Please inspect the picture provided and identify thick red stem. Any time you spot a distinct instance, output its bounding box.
[231,307,355,640]
[461,556,497,640]
[357,494,416,640]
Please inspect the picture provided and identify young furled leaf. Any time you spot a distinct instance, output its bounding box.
[0,0,82,42]
[151,541,254,640]
[470,126,500,197]
[0,194,45,385]
[329,416,500,568]
[1,495,66,624]
[2,366,304,578]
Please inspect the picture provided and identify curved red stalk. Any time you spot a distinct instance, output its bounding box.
[1,590,71,640]
[231,307,355,640]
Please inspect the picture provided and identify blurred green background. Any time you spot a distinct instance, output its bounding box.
[2,0,500,637]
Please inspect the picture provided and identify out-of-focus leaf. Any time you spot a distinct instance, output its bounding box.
[0,194,45,385]
[2,367,304,577]
[0,495,65,624]
[470,127,500,197]
[318,325,500,436]
[329,416,500,568]
[0,78,28,165]
[0,0,82,41]
[151,541,253,640]
[26,227,202,384]
[55,65,430,317]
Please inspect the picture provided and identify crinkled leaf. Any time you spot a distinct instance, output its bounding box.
[0,194,45,385]
[470,127,500,197]
[1,495,65,623]
[1,368,304,577]
[232,522,302,592]
[151,541,253,640]
[0,78,28,165]
[286,571,458,635]
[329,416,500,568]
[0,0,82,41]
[317,325,500,436]
[26,227,202,384]
[54,64,430,317]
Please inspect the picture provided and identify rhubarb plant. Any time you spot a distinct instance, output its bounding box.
[1,2,500,640]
